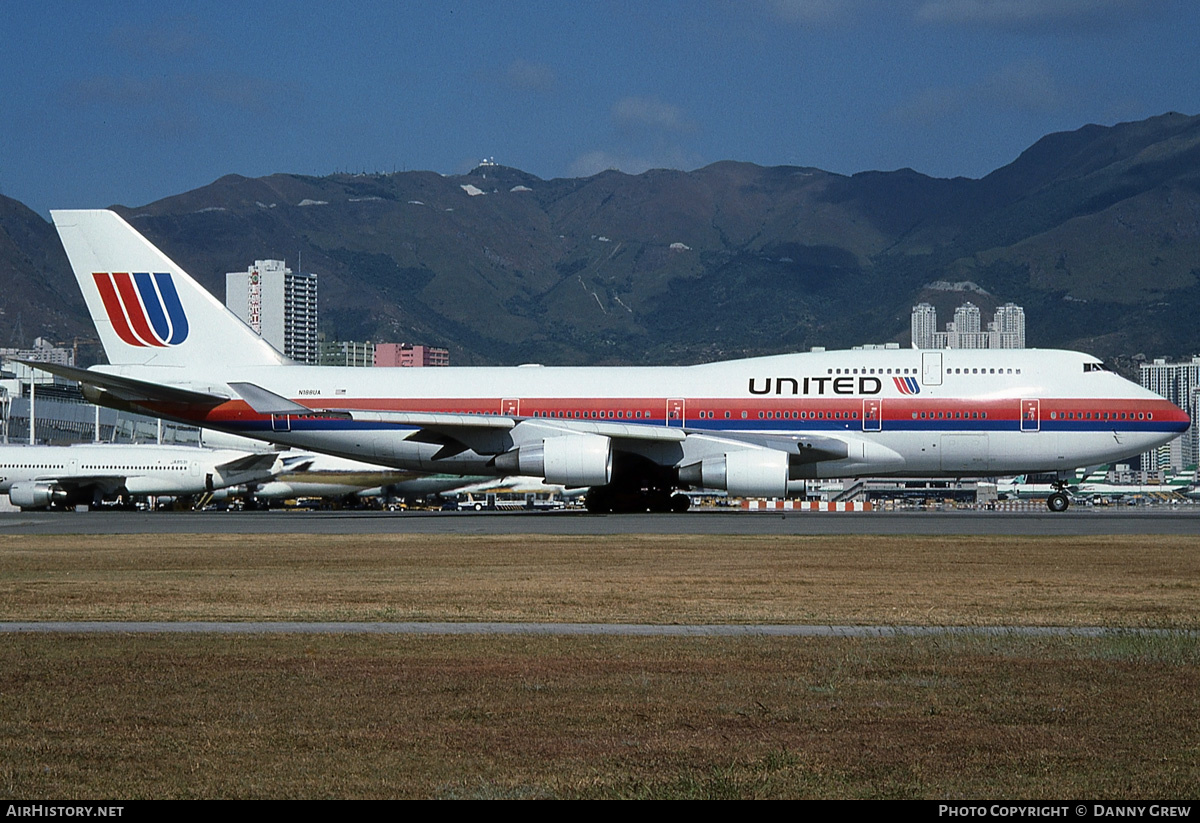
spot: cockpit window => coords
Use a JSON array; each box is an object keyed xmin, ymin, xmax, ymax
[{"xmin": 1083, "ymin": 362, "xmax": 1111, "ymax": 373}]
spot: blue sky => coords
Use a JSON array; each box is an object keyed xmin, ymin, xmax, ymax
[{"xmin": 3, "ymin": 0, "xmax": 1196, "ymax": 217}]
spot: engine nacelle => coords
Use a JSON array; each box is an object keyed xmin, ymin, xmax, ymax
[
  {"xmin": 8, "ymin": 481, "xmax": 70, "ymax": 510},
  {"xmin": 494, "ymin": 434, "xmax": 612, "ymax": 487},
  {"xmin": 678, "ymin": 449, "xmax": 789, "ymax": 498}
]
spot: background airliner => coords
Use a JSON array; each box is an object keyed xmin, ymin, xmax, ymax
[
  {"xmin": 195, "ymin": 430, "xmax": 488, "ymax": 506},
  {"xmin": 36, "ymin": 210, "xmax": 1189, "ymax": 512},
  {"xmin": 0, "ymin": 443, "xmax": 279, "ymax": 510},
  {"xmin": 218, "ymin": 452, "xmax": 487, "ymax": 507}
]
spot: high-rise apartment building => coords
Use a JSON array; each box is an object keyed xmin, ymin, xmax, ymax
[
  {"xmin": 913, "ymin": 301, "xmax": 1026, "ymax": 349},
  {"xmin": 952, "ymin": 302, "xmax": 981, "ymax": 335},
  {"xmin": 911, "ymin": 303, "xmax": 937, "ymax": 349},
  {"xmin": 226, "ymin": 260, "xmax": 319, "ymax": 365},
  {"xmin": 990, "ymin": 303, "xmax": 1026, "ymax": 349},
  {"xmin": 1139, "ymin": 356, "xmax": 1200, "ymax": 470}
]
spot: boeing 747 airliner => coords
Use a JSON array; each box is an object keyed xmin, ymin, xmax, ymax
[{"xmin": 34, "ymin": 210, "xmax": 1188, "ymax": 512}]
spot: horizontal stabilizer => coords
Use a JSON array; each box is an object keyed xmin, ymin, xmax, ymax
[
  {"xmin": 214, "ymin": 451, "xmax": 281, "ymax": 477},
  {"xmin": 16, "ymin": 360, "xmax": 227, "ymax": 407},
  {"xmin": 279, "ymin": 456, "xmax": 317, "ymax": 472}
]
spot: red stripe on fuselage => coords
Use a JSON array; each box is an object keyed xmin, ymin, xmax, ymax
[{"xmin": 193, "ymin": 395, "xmax": 1186, "ymax": 429}]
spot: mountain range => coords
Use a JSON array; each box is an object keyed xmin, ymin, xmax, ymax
[{"xmin": 2, "ymin": 111, "xmax": 1199, "ymax": 368}]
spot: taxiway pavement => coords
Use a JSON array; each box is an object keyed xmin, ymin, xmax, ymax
[{"xmin": 3, "ymin": 507, "xmax": 1199, "ymax": 536}]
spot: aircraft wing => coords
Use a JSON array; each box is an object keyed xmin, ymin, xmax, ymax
[
  {"xmin": 229, "ymin": 382, "xmax": 685, "ymax": 460},
  {"xmin": 226, "ymin": 382, "xmax": 883, "ymax": 471},
  {"xmin": 347, "ymin": 410, "xmax": 686, "ymax": 442}
]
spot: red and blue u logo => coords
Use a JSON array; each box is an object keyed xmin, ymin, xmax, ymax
[{"xmin": 93, "ymin": 272, "xmax": 189, "ymax": 347}]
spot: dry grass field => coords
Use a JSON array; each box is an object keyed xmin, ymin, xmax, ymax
[
  {"xmin": 1, "ymin": 532, "xmax": 1197, "ymax": 798},
  {"xmin": 2, "ymin": 533, "xmax": 1198, "ymax": 625}
]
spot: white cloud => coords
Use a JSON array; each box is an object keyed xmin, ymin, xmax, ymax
[
  {"xmin": 67, "ymin": 71, "xmax": 283, "ymax": 116},
  {"xmin": 888, "ymin": 58, "xmax": 1072, "ymax": 122},
  {"xmin": 914, "ymin": 0, "xmax": 1164, "ymax": 31},
  {"xmin": 67, "ymin": 75, "xmax": 167, "ymax": 107},
  {"xmin": 107, "ymin": 15, "xmax": 207, "ymax": 57},
  {"xmin": 765, "ymin": 0, "xmax": 868, "ymax": 25},
  {"xmin": 983, "ymin": 59, "xmax": 1068, "ymax": 112},
  {"xmin": 503, "ymin": 58, "xmax": 557, "ymax": 93},
  {"xmin": 612, "ymin": 96, "xmax": 696, "ymax": 133}
]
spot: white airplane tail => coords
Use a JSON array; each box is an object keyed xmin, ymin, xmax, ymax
[{"xmin": 51, "ymin": 210, "xmax": 288, "ymax": 368}]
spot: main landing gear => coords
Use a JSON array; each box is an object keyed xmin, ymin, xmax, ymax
[
  {"xmin": 584, "ymin": 455, "xmax": 691, "ymax": 513},
  {"xmin": 584, "ymin": 485, "xmax": 691, "ymax": 514}
]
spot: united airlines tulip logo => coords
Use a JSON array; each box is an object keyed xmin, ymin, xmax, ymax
[
  {"xmin": 893, "ymin": 376, "xmax": 920, "ymax": 395},
  {"xmin": 93, "ymin": 272, "xmax": 189, "ymax": 347}
]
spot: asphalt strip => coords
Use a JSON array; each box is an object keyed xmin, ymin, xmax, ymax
[{"xmin": 0, "ymin": 622, "xmax": 1194, "ymax": 637}]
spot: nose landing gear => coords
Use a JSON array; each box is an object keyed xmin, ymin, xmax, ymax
[{"xmin": 1047, "ymin": 478, "xmax": 1071, "ymax": 513}]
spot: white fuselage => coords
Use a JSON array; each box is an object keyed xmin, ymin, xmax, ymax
[
  {"xmin": 99, "ymin": 347, "xmax": 1188, "ymax": 484},
  {"xmin": 0, "ymin": 443, "xmax": 274, "ymax": 507},
  {"xmin": 246, "ymin": 453, "xmax": 483, "ymax": 500},
  {"xmin": 48, "ymin": 209, "xmax": 1189, "ymax": 498}
]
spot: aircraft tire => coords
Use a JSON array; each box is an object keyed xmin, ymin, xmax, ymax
[
  {"xmin": 648, "ymin": 491, "xmax": 673, "ymax": 513},
  {"xmin": 585, "ymin": 488, "xmax": 610, "ymax": 514},
  {"xmin": 1047, "ymin": 492, "xmax": 1070, "ymax": 513},
  {"xmin": 670, "ymin": 493, "xmax": 691, "ymax": 513}
]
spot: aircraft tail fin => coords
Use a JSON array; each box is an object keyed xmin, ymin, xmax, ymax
[{"xmin": 50, "ymin": 209, "xmax": 288, "ymax": 368}]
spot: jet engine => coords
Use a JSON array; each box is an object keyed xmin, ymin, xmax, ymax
[
  {"xmin": 677, "ymin": 449, "xmax": 789, "ymax": 498},
  {"xmin": 8, "ymin": 481, "xmax": 71, "ymax": 510},
  {"xmin": 493, "ymin": 434, "xmax": 613, "ymax": 487}
]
